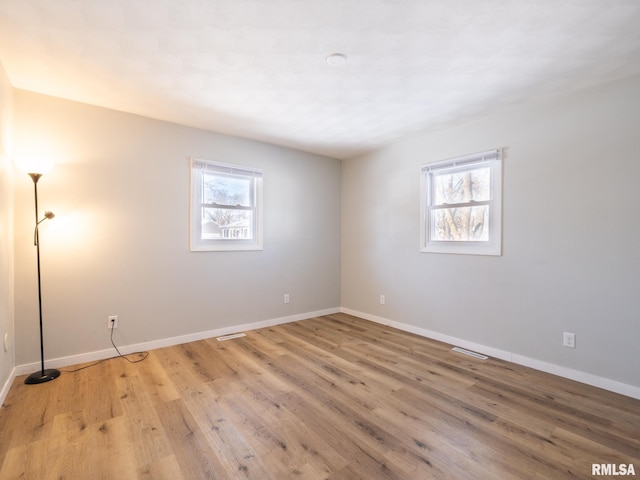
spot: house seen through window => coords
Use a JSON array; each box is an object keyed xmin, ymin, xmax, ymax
[{"xmin": 190, "ymin": 158, "xmax": 263, "ymax": 251}]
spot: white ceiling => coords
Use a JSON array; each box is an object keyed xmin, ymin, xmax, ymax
[{"xmin": 1, "ymin": 0, "xmax": 640, "ymax": 160}]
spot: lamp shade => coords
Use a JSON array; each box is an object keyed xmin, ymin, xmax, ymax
[{"xmin": 15, "ymin": 156, "xmax": 55, "ymax": 175}]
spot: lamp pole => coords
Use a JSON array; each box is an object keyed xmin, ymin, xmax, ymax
[{"xmin": 24, "ymin": 172, "xmax": 60, "ymax": 385}]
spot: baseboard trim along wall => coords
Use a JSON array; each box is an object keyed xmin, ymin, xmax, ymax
[
  {"xmin": 0, "ymin": 367, "xmax": 17, "ymax": 407},
  {"xmin": 7, "ymin": 308, "xmax": 341, "ymax": 396},
  {"xmin": 340, "ymin": 308, "xmax": 640, "ymax": 401},
  {"xmin": 4, "ymin": 306, "xmax": 638, "ymax": 405}
]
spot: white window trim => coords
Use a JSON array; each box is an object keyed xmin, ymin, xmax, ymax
[
  {"xmin": 420, "ymin": 149, "xmax": 502, "ymax": 256},
  {"xmin": 190, "ymin": 157, "xmax": 263, "ymax": 252}
]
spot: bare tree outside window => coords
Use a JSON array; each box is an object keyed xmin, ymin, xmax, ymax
[
  {"xmin": 420, "ymin": 149, "xmax": 502, "ymax": 256},
  {"xmin": 190, "ymin": 158, "xmax": 263, "ymax": 251},
  {"xmin": 432, "ymin": 167, "xmax": 490, "ymax": 241}
]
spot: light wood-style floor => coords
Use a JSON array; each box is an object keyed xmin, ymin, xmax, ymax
[{"xmin": 1, "ymin": 313, "xmax": 638, "ymax": 479}]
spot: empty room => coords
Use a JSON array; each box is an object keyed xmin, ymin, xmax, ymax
[{"xmin": 1, "ymin": 1, "xmax": 639, "ymax": 479}]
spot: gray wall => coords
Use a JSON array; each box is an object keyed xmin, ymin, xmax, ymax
[
  {"xmin": 7, "ymin": 71, "xmax": 640, "ymax": 394},
  {"xmin": 0, "ymin": 63, "xmax": 14, "ymax": 395},
  {"xmin": 342, "ymin": 74, "xmax": 640, "ymax": 389},
  {"xmin": 12, "ymin": 90, "xmax": 341, "ymax": 365}
]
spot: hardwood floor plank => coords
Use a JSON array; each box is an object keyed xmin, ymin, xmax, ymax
[
  {"xmin": 1, "ymin": 441, "xmax": 49, "ymax": 479},
  {"xmin": 131, "ymin": 351, "xmax": 182, "ymax": 404},
  {"xmin": 137, "ymin": 454, "xmax": 187, "ymax": 480},
  {"xmin": 151, "ymin": 342, "xmax": 216, "ymax": 396},
  {"xmin": 154, "ymin": 398, "xmax": 227, "ymax": 480},
  {"xmin": 84, "ymin": 415, "xmax": 140, "ymax": 479},
  {"xmin": 215, "ymin": 378, "xmax": 348, "ymax": 477},
  {"xmin": 0, "ymin": 375, "xmax": 60, "ymax": 452},
  {"xmin": 182, "ymin": 381, "xmax": 278, "ymax": 480},
  {"xmin": 2, "ymin": 415, "xmax": 140, "ymax": 480},
  {"xmin": 1, "ymin": 313, "xmax": 639, "ymax": 479},
  {"xmin": 275, "ymin": 390, "xmax": 409, "ymax": 480},
  {"xmin": 115, "ymin": 373, "xmax": 173, "ymax": 468},
  {"xmin": 467, "ymin": 379, "xmax": 640, "ymax": 459}
]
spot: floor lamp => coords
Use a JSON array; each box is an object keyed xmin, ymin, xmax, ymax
[{"xmin": 18, "ymin": 158, "xmax": 61, "ymax": 385}]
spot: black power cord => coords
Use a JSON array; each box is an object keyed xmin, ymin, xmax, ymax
[{"xmin": 60, "ymin": 320, "xmax": 149, "ymax": 374}]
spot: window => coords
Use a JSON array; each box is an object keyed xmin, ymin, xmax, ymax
[
  {"xmin": 420, "ymin": 149, "xmax": 502, "ymax": 255},
  {"xmin": 190, "ymin": 158, "xmax": 263, "ymax": 251}
]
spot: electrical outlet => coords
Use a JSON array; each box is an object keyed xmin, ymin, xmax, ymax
[
  {"xmin": 380, "ymin": 294, "xmax": 385, "ymax": 305},
  {"xmin": 283, "ymin": 294, "xmax": 290, "ymax": 304},
  {"xmin": 563, "ymin": 332, "xmax": 575, "ymax": 348},
  {"xmin": 108, "ymin": 315, "xmax": 119, "ymax": 329}
]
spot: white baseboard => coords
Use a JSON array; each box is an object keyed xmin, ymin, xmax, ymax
[
  {"xmin": 13, "ymin": 307, "xmax": 340, "ymax": 378},
  {"xmin": 340, "ymin": 308, "xmax": 640, "ymax": 400},
  {"xmin": 7, "ymin": 306, "xmax": 639, "ymax": 403},
  {"xmin": 0, "ymin": 367, "xmax": 17, "ymax": 407}
]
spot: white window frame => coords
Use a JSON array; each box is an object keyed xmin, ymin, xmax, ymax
[
  {"xmin": 190, "ymin": 158, "xmax": 263, "ymax": 252},
  {"xmin": 420, "ymin": 149, "xmax": 502, "ymax": 256}
]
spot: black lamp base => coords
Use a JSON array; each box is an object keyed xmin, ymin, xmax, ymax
[{"xmin": 24, "ymin": 368, "xmax": 60, "ymax": 385}]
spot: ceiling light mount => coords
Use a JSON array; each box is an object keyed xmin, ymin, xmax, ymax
[{"xmin": 326, "ymin": 53, "xmax": 348, "ymax": 67}]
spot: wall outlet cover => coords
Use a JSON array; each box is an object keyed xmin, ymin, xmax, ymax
[
  {"xmin": 108, "ymin": 315, "xmax": 119, "ymax": 329},
  {"xmin": 563, "ymin": 332, "xmax": 576, "ymax": 348}
]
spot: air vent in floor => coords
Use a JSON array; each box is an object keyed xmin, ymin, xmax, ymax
[
  {"xmin": 452, "ymin": 347, "xmax": 488, "ymax": 360},
  {"xmin": 216, "ymin": 333, "xmax": 247, "ymax": 342}
]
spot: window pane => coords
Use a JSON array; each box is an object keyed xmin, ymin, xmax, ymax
[
  {"xmin": 201, "ymin": 208, "xmax": 254, "ymax": 240},
  {"xmin": 433, "ymin": 167, "xmax": 490, "ymax": 205},
  {"xmin": 203, "ymin": 172, "xmax": 253, "ymax": 207},
  {"xmin": 432, "ymin": 205, "xmax": 489, "ymax": 241}
]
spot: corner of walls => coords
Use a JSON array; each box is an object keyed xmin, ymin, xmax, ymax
[
  {"xmin": 340, "ymin": 74, "xmax": 640, "ymax": 396},
  {"xmin": 11, "ymin": 90, "xmax": 342, "ymax": 367},
  {"xmin": 0, "ymin": 60, "xmax": 16, "ymax": 406},
  {"xmin": 341, "ymin": 308, "xmax": 640, "ymax": 400}
]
